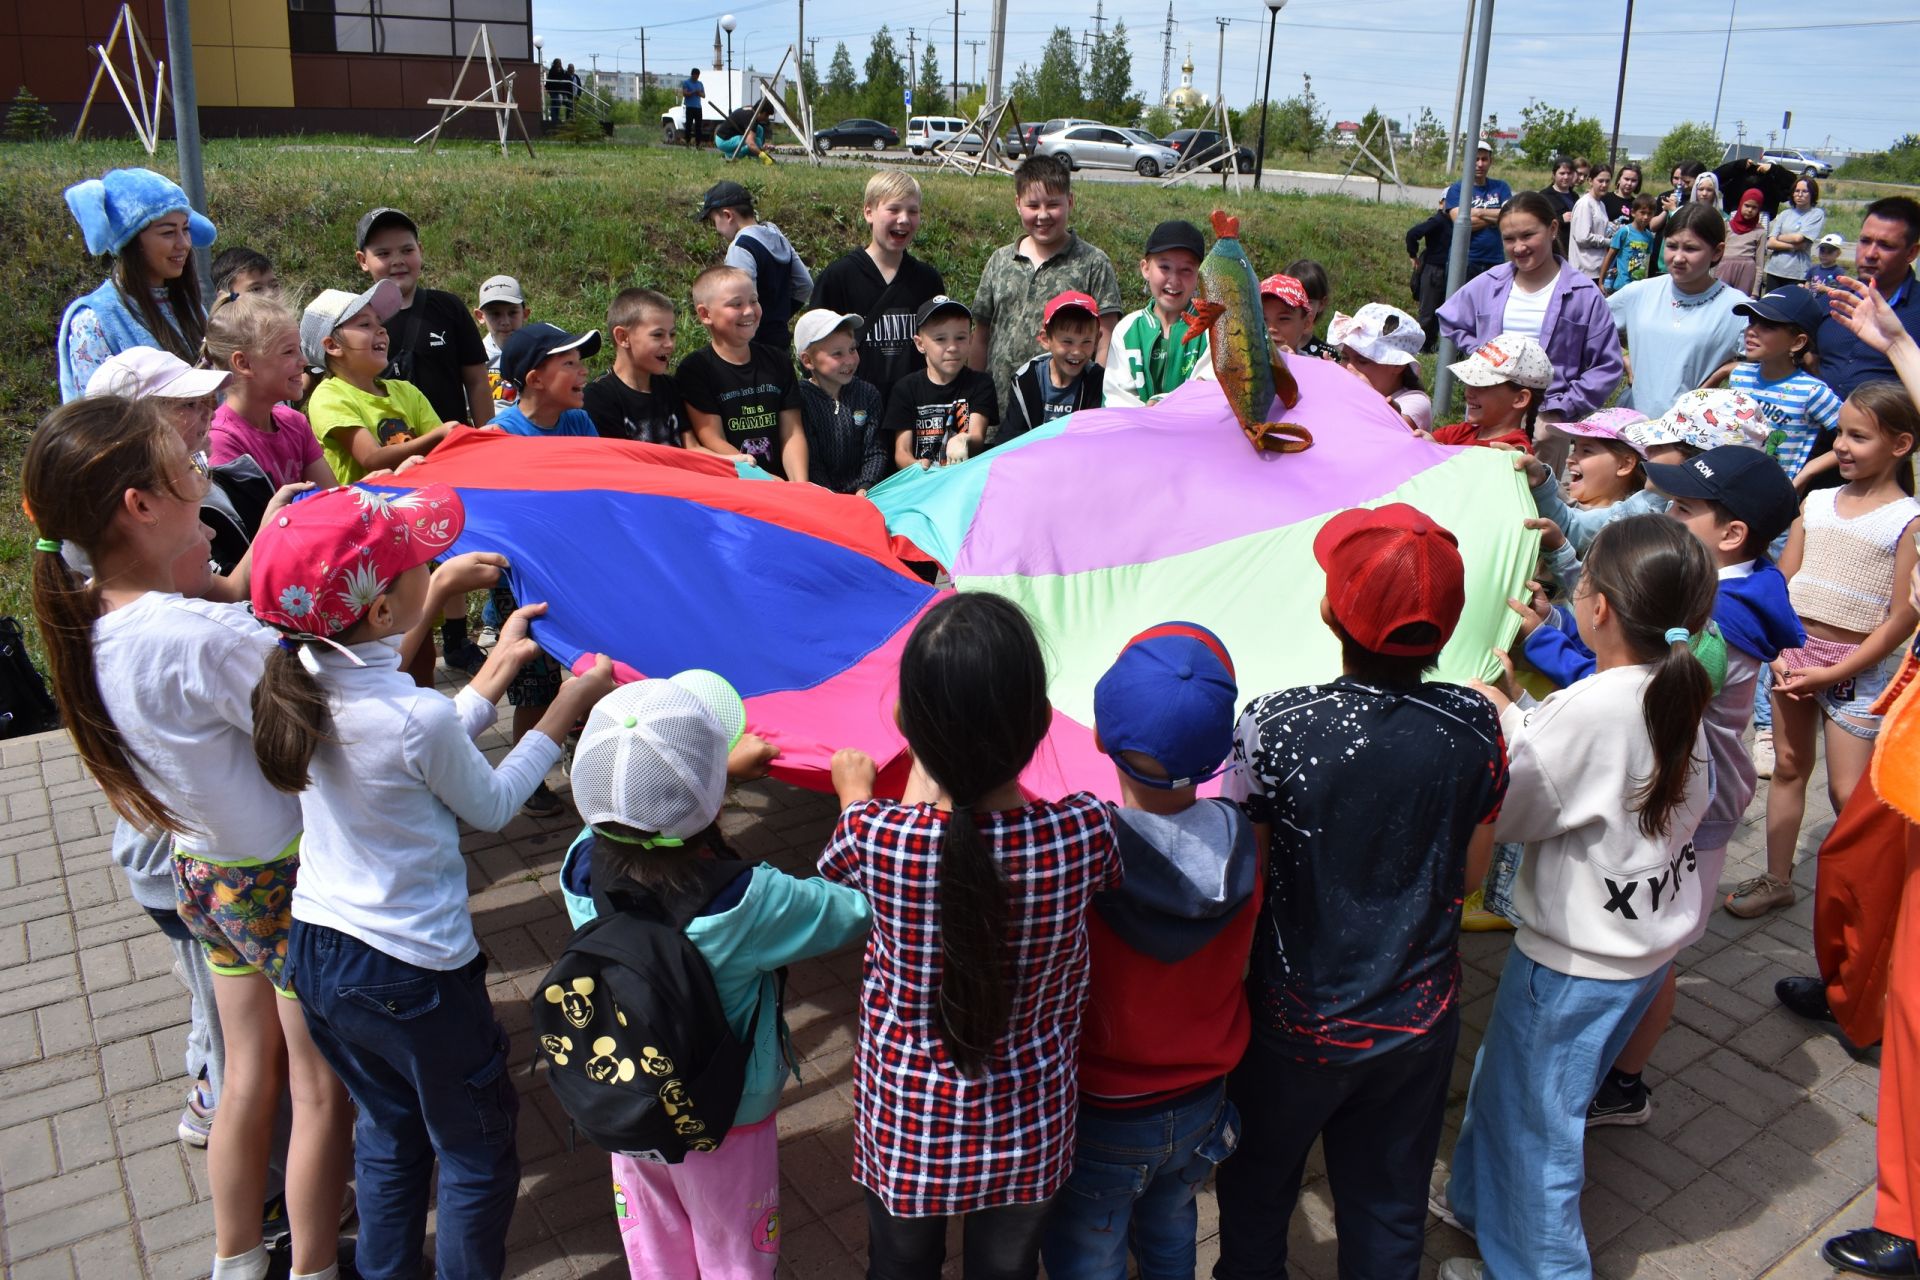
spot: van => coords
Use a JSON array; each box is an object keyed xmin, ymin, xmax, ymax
[{"xmin": 907, "ymin": 116, "xmax": 973, "ymax": 155}]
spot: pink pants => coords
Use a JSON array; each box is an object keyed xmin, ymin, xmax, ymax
[{"xmin": 610, "ymin": 1113, "xmax": 781, "ymax": 1278}]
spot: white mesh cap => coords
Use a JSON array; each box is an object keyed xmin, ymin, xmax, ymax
[{"xmin": 571, "ymin": 671, "xmax": 747, "ymax": 841}]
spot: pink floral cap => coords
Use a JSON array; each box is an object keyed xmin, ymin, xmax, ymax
[
  {"xmin": 1556, "ymin": 406, "xmax": 1651, "ymax": 456},
  {"xmin": 250, "ymin": 485, "xmax": 464, "ymax": 638}
]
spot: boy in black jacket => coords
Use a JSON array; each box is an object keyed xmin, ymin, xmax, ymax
[
  {"xmin": 1405, "ymin": 198, "xmax": 1453, "ymax": 353},
  {"xmin": 998, "ymin": 290, "xmax": 1105, "ymax": 446}
]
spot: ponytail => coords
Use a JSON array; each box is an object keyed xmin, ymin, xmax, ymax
[
  {"xmin": 896, "ymin": 593, "xmax": 1052, "ymax": 1077},
  {"xmin": 1582, "ymin": 516, "xmax": 1718, "ymax": 838},
  {"xmin": 251, "ymin": 642, "xmax": 332, "ymax": 793},
  {"xmin": 24, "ymin": 397, "xmax": 198, "ymax": 832}
]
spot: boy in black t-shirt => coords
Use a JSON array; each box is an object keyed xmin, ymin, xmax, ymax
[
  {"xmin": 583, "ymin": 288, "xmax": 690, "ymax": 446},
  {"xmin": 353, "ymin": 207, "xmax": 492, "ymax": 426},
  {"xmin": 811, "ymin": 170, "xmax": 947, "ymax": 408},
  {"xmin": 678, "ymin": 266, "xmax": 808, "ymax": 481},
  {"xmin": 999, "ymin": 290, "xmax": 1105, "ymax": 445},
  {"xmin": 883, "ymin": 295, "xmax": 998, "ymax": 470}
]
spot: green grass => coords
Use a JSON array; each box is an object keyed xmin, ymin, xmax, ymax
[{"xmin": 0, "ymin": 135, "xmax": 1426, "ymax": 669}]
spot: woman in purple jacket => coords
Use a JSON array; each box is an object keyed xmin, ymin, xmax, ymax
[{"xmin": 1439, "ymin": 189, "xmax": 1624, "ymax": 474}]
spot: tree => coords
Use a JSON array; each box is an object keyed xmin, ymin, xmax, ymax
[
  {"xmin": 819, "ymin": 41, "xmax": 858, "ymax": 120},
  {"xmin": 1517, "ymin": 99, "xmax": 1606, "ymax": 167},
  {"xmin": 1650, "ymin": 121, "xmax": 1722, "ymax": 179},
  {"xmin": 3, "ymin": 86, "xmax": 54, "ymax": 141},
  {"xmin": 1412, "ymin": 105, "xmax": 1445, "ymax": 161},
  {"xmin": 1085, "ymin": 20, "xmax": 1142, "ymax": 124},
  {"xmin": 1010, "ymin": 27, "xmax": 1083, "ymax": 123},
  {"xmin": 860, "ymin": 27, "xmax": 908, "ymax": 125},
  {"xmin": 1141, "ymin": 104, "xmax": 1176, "ymax": 138},
  {"xmin": 1251, "ymin": 76, "xmax": 1325, "ymax": 156},
  {"xmin": 916, "ymin": 45, "xmax": 948, "ymax": 116}
]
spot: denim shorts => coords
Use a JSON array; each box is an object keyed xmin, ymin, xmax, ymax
[{"xmin": 1782, "ymin": 637, "xmax": 1901, "ymax": 739}]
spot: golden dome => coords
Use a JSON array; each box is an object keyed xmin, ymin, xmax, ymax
[{"xmin": 1166, "ymin": 47, "xmax": 1206, "ymax": 108}]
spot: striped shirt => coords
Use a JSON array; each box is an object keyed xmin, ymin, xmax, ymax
[
  {"xmin": 819, "ymin": 794, "xmax": 1122, "ymax": 1215},
  {"xmin": 1729, "ymin": 362, "xmax": 1843, "ymax": 479}
]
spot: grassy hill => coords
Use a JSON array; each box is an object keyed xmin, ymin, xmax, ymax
[{"xmin": 0, "ymin": 136, "xmax": 1430, "ymax": 661}]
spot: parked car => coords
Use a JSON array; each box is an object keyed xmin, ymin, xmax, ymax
[
  {"xmin": 1760, "ymin": 148, "xmax": 1832, "ymax": 178},
  {"xmin": 813, "ymin": 118, "xmax": 899, "ymax": 152},
  {"xmin": 1033, "ymin": 123, "xmax": 1181, "ymax": 177},
  {"xmin": 907, "ymin": 115, "xmax": 976, "ymax": 155},
  {"xmin": 1162, "ymin": 128, "xmax": 1255, "ymax": 174},
  {"xmin": 1002, "ymin": 123, "xmax": 1045, "ymax": 157}
]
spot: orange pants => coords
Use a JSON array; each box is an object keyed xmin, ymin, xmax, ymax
[
  {"xmin": 1874, "ymin": 816, "xmax": 1920, "ymax": 1240},
  {"xmin": 1817, "ymin": 764, "xmax": 1909, "ymax": 1047}
]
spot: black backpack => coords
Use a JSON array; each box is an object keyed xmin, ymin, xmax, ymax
[
  {"xmin": 203, "ymin": 455, "xmax": 276, "ymax": 576},
  {"xmin": 0, "ymin": 617, "xmax": 58, "ymax": 740},
  {"xmin": 534, "ymin": 859, "xmax": 763, "ymax": 1164}
]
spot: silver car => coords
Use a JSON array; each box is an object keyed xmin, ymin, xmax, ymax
[{"xmin": 1034, "ymin": 123, "xmax": 1181, "ymax": 177}]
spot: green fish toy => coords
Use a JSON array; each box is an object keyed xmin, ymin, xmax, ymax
[{"xmin": 1181, "ymin": 210, "xmax": 1312, "ymax": 455}]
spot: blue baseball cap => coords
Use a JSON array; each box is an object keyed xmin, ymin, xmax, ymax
[
  {"xmin": 1093, "ymin": 622, "xmax": 1239, "ymax": 789},
  {"xmin": 1733, "ymin": 287, "xmax": 1826, "ymax": 334}
]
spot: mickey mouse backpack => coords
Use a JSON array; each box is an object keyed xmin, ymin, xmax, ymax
[{"xmin": 533, "ymin": 860, "xmax": 761, "ymax": 1164}]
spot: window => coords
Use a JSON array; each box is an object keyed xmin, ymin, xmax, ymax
[
  {"xmin": 1066, "ymin": 128, "xmax": 1099, "ymax": 141},
  {"xmin": 289, "ymin": 0, "xmax": 533, "ymax": 61}
]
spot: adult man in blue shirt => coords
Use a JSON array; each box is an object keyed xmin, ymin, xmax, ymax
[
  {"xmin": 1444, "ymin": 140, "xmax": 1513, "ymax": 282},
  {"xmin": 1818, "ymin": 197, "xmax": 1920, "ymax": 397},
  {"xmin": 680, "ymin": 68, "xmax": 707, "ymax": 148}
]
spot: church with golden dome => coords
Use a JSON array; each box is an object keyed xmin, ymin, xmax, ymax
[{"xmin": 1165, "ymin": 47, "xmax": 1207, "ymax": 110}]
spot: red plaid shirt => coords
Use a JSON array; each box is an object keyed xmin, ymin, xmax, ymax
[{"xmin": 819, "ymin": 795, "xmax": 1122, "ymax": 1216}]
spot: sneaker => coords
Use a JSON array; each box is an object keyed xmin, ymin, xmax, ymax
[
  {"xmin": 176, "ymin": 1081, "xmax": 214, "ymax": 1147},
  {"xmin": 476, "ymin": 625, "xmax": 499, "ymax": 650},
  {"xmin": 1429, "ymin": 1182, "xmax": 1471, "ymax": 1234},
  {"xmin": 1725, "ymin": 873, "xmax": 1795, "ymax": 918},
  {"xmin": 522, "ymin": 782, "xmax": 564, "ymax": 818},
  {"xmin": 1587, "ymin": 1074, "xmax": 1653, "ymax": 1127},
  {"xmin": 1438, "ymin": 1261, "xmax": 1486, "ymax": 1280},
  {"xmin": 1460, "ymin": 887, "xmax": 1516, "ymax": 933},
  {"xmin": 1776, "ymin": 975, "xmax": 1838, "ymax": 1024},
  {"xmin": 263, "ymin": 1187, "xmax": 359, "ymax": 1251},
  {"xmin": 1752, "ymin": 729, "xmax": 1775, "ymax": 779},
  {"xmin": 441, "ymin": 641, "xmax": 488, "ymax": 676}
]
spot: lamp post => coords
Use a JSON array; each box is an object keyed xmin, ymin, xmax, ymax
[
  {"xmin": 532, "ymin": 34, "xmax": 545, "ymax": 124},
  {"xmin": 721, "ymin": 14, "xmax": 737, "ymax": 117},
  {"xmin": 1252, "ymin": 0, "xmax": 1288, "ymax": 191}
]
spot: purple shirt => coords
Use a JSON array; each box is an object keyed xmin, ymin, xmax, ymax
[
  {"xmin": 1438, "ymin": 260, "xmax": 1625, "ymax": 418},
  {"xmin": 208, "ymin": 402, "xmax": 325, "ymax": 489}
]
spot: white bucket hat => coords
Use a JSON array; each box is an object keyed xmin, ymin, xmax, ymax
[{"xmin": 1327, "ymin": 304, "xmax": 1424, "ymax": 367}]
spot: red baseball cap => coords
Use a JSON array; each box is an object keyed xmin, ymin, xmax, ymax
[
  {"xmin": 1042, "ymin": 290, "xmax": 1099, "ymax": 327},
  {"xmin": 251, "ymin": 485, "xmax": 465, "ymax": 638},
  {"xmin": 1259, "ymin": 274, "xmax": 1310, "ymax": 310},
  {"xmin": 1312, "ymin": 504, "xmax": 1465, "ymax": 656}
]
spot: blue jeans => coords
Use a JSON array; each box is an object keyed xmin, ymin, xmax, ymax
[
  {"xmin": 1449, "ymin": 952, "xmax": 1669, "ymax": 1280},
  {"xmin": 287, "ymin": 921, "xmax": 520, "ymax": 1280},
  {"xmin": 1041, "ymin": 1080, "xmax": 1239, "ymax": 1280}
]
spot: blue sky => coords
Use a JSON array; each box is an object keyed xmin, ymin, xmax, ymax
[{"xmin": 532, "ymin": 0, "xmax": 1915, "ymax": 153}]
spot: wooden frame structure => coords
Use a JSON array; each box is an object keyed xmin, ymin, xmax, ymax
[
  {"xmin": 413, "ymin": 24, "xmax": 535, "ymax": 158},
  {"xmin": 73, "ymin": 3, "xmax": 168, "ymax": 153}
]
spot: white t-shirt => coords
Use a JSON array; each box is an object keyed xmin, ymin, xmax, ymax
[
  {"xmin": 91, "ymin": 593, "xmax": 301, "ymax": 863},
  {"xmin": 1497, "ymin": 664, "xmax": 1711, "ymax": 980},
  {"xmin": 1606, "ymin": 275, "xmax": 1748, "ymax": 417},
  {"xmin": 292, "ymin": 639, "xmax": 561, "ymax": 970},
  {"xmin": 1501, "ymin": 280, "xmax": 1553, "ymax": 341}
]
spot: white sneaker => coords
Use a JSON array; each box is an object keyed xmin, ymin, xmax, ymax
[
  {"xmin": 1438, "ymin": 1260, "xmax": 1486, "ymax": 1280},
  {"xmin": 1752, "ymin": 729, "xmax": 1775, "ymax": 779},
  {"xmin": 1429, "ymin": 1182, "xmax": 1472, "ymax": 1234}
]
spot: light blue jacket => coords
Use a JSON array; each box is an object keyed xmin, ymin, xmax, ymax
[
  {"xmin": 560, "ymin": 836, "xmax": 871, "ymax": 1127},
  {"xmin": 1532, "ymin": 472, "xmax": 1668, "ymax": 556},
  {"xmin": 57, "ymin": 278, "xmax": 164, "ymax": 402}
]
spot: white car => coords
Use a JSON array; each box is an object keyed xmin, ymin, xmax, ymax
[
  {"xmin": 1033, "ymin": 124, "xmax": 1181, "ymax": 177},
  {"xmin": 907, "ymin": 115, "xmax": 983, "ymax": 155},
  {"xmin": 1761, "ymin": 148, "xmax": 1832, "ymax": 179}
]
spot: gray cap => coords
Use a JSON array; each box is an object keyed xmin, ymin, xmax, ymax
[{"xmin": 300, "ymin": 279, "xmax": 403, "ymax": 368}]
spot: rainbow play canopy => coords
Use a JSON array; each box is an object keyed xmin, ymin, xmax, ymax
[{"xmin": 381, "ymin": 360, "xmax": 1536, "ymax": 800}]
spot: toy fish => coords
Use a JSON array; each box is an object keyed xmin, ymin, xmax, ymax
[{"xmin": 1182, "ymin": 210, "xmax": 1311, "ymax": 455}]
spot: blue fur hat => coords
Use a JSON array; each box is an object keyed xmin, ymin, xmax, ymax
[{"xmin": 63, "ymin": 168, "xmax": 216, "ymax": 258}]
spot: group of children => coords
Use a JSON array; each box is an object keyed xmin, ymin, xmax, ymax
[{"xmin": 33, "ymin": 160, "xmax": 1920, "ymax": 1280}]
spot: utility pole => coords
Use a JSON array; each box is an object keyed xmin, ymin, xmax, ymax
[
  {"xmin": 1606, "ymin": 0, "xmax": 1633, "ymax": 167},
  {"xmin": 1213, "ymin": 17, "xmax": 1229, "ymax": 109},
  {"xmin": 1433, "ymin": 0, "xmax": 1496, "ymax": 414},
  {"xmin": 1446, "ymin": 0, "xmax": 1474, "ymax": 172},
  {"xmin": 985, "ymin": 0, "xmax": 1007, "ymax": 111},
  {"xmin": 967, "ymin": 38, "xmax": 983, "ymax": 91},
  {"xmin": 637, "ymin": 30, "xmax": 647, "ymax": 102},
  {"xmin": 949, "ymin": 2, "xmax": 963, "ymax": 109},
  {"xmin": 807, "ymin": 36, "xmax": 820, "ymax": 66},
  {"xmin": 161, "ymin": 0, "xmax": 210, "ymax": 302},
  {"xmin": 906, "ymin": 27, "xmax": 916, "ymax": 113},
  {"xmin": 1159, "ymin": 3, "xmax": 1176, "ymax": 105},
  {"xmin": 798, "ymin": 0, "xmax": 805, "ymax": 94},
  {"xmin": 1710, "ymin": 0, "xmax": 1737, "ymax": 143}
]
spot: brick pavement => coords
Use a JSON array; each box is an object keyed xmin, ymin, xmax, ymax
[{"xmin": 0, "ymin": 706, "xmax": 1881, "ymax": 1279}]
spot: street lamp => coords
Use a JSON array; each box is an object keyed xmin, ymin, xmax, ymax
[
  {"xmin": 1253, "ymin": 0, "xmax": 1288, "ymax": 191},
  {"xmin": 720, "ymin": 14, "xmax": 737, "ymax": 117}
]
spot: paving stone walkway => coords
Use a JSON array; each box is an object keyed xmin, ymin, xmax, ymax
[{"xmin": 0, "ymin": 705, "xmax": 1880, "ymax": 1278}]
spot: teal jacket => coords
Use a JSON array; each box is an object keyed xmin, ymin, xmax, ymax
[{"xmin": 560, "ymin": 834, "xmax": 871, "ymax": 1127}]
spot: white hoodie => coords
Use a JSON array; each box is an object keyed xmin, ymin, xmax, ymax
[{"xmin": 1498, "ymin": 664, "xmax": 1711, "ymax": 981}]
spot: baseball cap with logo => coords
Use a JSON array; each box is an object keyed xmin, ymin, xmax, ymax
[
  {"xmin": 793, "ymin": 310, "xmax": 862, "ymax": 353},
  {"xmin": 1645, "ymin": 445, "xmax": 1800, "ymax": 551},
  {"xmin": 355, "ymin": 207, "xmax": 418, "ymax": 249},
  {"xmin": 85, "ymin": 347, "xmax": 232, "ymax": 401},
  {"xmin": 251, "ymin": 485, "xmax": 465, "ymax": 639},
  {"xmin": 1258, "ymin": 274, "xmax": 1310, "ymax": 310},
  {"xmin": 1314, "ymin": 504, "xmax": 1466, "ymax": 657},
  {"xmin": 915, "ymin": 295, "xmax": 972, "ymax": 331},
  {"xmin": 1448, "ymin": 333, "xmax": 1553, "ymax": 390},
  {"xmin": 1734, "ymin": 287, "xmax": 1827, "ymax": 334},
  {"xmin": 1042, "ymin": 290, "xmax": 1099, "ymax": 328},
  {"xmin": 500, "ymin": 323, "xmax": 602, "ymax": 388},
  {"xmin": 477, "ymin": 275, "xmax": 525, "ymax": 307},
  {"xmin": 571, "ymin": 671, "xmax": 748, "ymax": 843},
  {"xmin": 1093, "ymin": 623, "xmax": 1239, "ymax": 790},
  {"xmin": 300, "ymin": 279, "xmax": 404, "ymax": 368}
]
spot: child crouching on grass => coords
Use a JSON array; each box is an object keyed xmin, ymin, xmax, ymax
[{"xmin": 555, "ymin": 673, "xmax": 869, "ymax": 1278}]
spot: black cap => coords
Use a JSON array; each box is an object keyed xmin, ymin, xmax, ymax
[
  {"xmin": 1646, "ymin": 446, "xmax": 1800, "ymax": 551},
  {"xmin": 355, "ymin": 207, "xmax": 417, "ymax": 249},
  {"xmin": 694, "ymin": 180, "xmax": 755, "ymax": 221},
  {"xmin": 500, "ymin": 323, "xmax": 602, "ymax": 388},
  {"xmin": 1144, "ymin": 219, "xmax": 1205, "ymax": 259},
  {"xmin": 1733, "ymin": 286, "xmax": 1827, "ymax": 334},
  {"xmin": 914, "ymin": 295, "xmax": 972, "ymax": 331}
]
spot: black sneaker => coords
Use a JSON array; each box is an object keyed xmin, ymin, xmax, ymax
[
  {"xmin": 441, "ymin": 641, "xmax": 488, "ymax": 676},
  {"xmin": 1776, "ymin": 975, "xmax": 1838, "ymax": 1024},
  {"xmin": 1586, "ymin": 1074, "xmax": 1653, "ymax": 1127},
  {"xmin": 522, "ymin": 782, "xmax": 564, "ymax": 818}
]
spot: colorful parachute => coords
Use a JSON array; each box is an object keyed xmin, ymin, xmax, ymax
[{"xmin": 382, "ymin": 358, "xmax": 1537, "ymax": 800}]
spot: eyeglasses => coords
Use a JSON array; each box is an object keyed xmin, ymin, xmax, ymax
[{"xmin": 188, "ymin": 450, "xmax": 210, "ymax": 480}]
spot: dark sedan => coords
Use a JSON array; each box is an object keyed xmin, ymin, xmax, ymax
[
  {"xmin": 1163, "ymin": 128, "xmax": 1255, "ymax": 174},
  {"xmin": 813, "ymin": 119, "xmax": 899, "ymax": 152}
]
